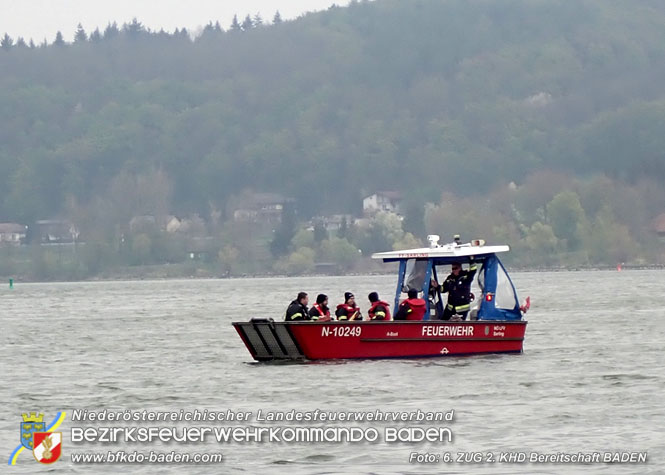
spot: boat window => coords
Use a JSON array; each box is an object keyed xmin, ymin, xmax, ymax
[
  {"xmin": 495, "ymin": 263, "xmax": 518, "ymax": 309},
  {"xmin": 468, "ymin": 264, "xmax": 484, "ymax": 318}
]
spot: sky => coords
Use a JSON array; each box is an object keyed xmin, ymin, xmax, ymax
[{"xmin": 0, "ymin": 0, "xmax": 351, "ymax": 42}]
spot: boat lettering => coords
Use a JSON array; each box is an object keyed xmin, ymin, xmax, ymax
[
  {"xmin": 386, "ymin": 332, "xmax": 398, "ymax": 337},
  {"xmin": 493, "ymin": 325, "xmax": 505, "ymax": 337},
  {"xmin": 397, "ymin": 252, "xmax": 428, "ymax": 258},
  {"xmin": 321, "ymin": 326, "xmax": 362, "ymax": 337},
  {"xmin": 422, "ymin": 325, "xmax": 474, "ymax": 337}
]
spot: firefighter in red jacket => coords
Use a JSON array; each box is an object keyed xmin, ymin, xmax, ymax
[
  {"xmin": 394, "ymin": 288, "xmax": 427, "ymax": 320},
  {"xmin": 309, "ymin": 294, "xmax": 332, "ymax": 322},
  {"xmin": 367, "ymin": 292, "xmax": 391, "ymax": 321},
  {"xmin": 335, "ymin": 292, "xmax": 362, "ymax": 321}
]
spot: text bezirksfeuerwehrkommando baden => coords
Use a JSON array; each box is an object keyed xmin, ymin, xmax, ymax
[{"xmin": 71, "ymin": 409, "xmax": 451, "ymax": 423}]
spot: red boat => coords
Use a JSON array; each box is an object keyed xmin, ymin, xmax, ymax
[{"xmin": 233, "ymin": 236, "xmax": 529, "ymax": 361}]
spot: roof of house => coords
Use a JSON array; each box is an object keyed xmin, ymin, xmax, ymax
[
  {"xmin": 366, "ymin": 191, "xmax": 403, "ymax": 201},
  {"xmin": 0, "ymin": 223, "xmax": 27, "ymax": 233},
  {"xmin": 249, "ymin": 193, "xmax": 293, "ymax": 205}
]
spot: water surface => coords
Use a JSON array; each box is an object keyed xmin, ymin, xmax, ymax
[{"xmin": 1, "ymin": 271, "xmax": 663, "ymax": 473}]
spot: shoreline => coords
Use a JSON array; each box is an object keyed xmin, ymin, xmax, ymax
[{"xmin": 1, "ymin": 264, "xmax": 663, "ymax": 284}]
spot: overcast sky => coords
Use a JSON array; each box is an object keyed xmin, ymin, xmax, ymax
[{"xmin": 0, "ymin": 0, "xmax": 351, "ymax": 42}]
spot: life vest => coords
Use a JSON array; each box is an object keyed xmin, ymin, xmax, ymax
[
  {"xmin": 368, "ymin": 300, "xmax": 391, "ymax": 320},
  {"xmin": 401, "ymin": 298, "xmax": 426, "ymax": 321},
  {"xmin": 335, "ymin": 303, "xmax": 361, "ymax": 320},
  {"xmin": 310, "ymin": 303, "xmax": 331, "ymax": 321}
]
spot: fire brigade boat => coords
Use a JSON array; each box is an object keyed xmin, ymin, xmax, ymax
[{"xmin": 233, "ymin": 236, "xmax": 528, "ymax": 361}]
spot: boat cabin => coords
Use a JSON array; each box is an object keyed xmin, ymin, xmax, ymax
[{"xmin": 372, "ymin": 235, "xmax": 523, "ymax": 321}]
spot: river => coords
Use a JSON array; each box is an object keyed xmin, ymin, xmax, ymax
[{"xmin": 1, "ymin": 271, "xmax": 663, "ymax": 473}]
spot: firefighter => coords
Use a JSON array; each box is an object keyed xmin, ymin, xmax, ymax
[
  {"xmin": 438, "ymin": 260, "xmax": 477, "ymax": 320},
  {"xmin": 394, "ymin": 288, "xmax": 427, "ymax": 320},
  {"xmin": 309, "ymin": 294, "xmax": 332, "ymax": 322},
  {"xmin": 285, "ymin": 292, "xmax": 310, "ymax": 321},
  {"xmin": 335, "ymin": 292, "xmax": 362, "ymax": 321},
  {"xmin": 367, "ymin": 292, "xmax": 391, "ymax": 321}
]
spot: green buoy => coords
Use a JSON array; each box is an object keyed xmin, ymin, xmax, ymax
[{"xmin": 9, "ymin": 278, "xmax": 13, "ymax": 289}]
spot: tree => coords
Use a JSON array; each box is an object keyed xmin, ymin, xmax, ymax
[
  {"xmin": 242, "ymin": 15, "xmax": 254, "ymax": 31},
  {"xmin": 588, "ymin": 207, "xmax": 635, "ymax": 264},
  {"xmin": 525, "ymin": 222, "xmax": 559, "ymax": 258},
  {"xmin": 270, "ymin": 205, "xmax": 297, "ymax": 257},
  {"xmin": 321, "ymin": 237, "xmax": 359, "ymax": 270},
  {"xmin": 393, "ymin": 232, "xmax": 422, "ymax": 250},
  {"xmin": 274, "ymin": 247, "xmax": 315, "ymax": 275},
  {"xmin": 230, "ymin": 15, "xmax": 242, "ymax": 32},
  {"xmin": 337, "ymin": 217, "xmax": 349, "ymax": 239},
  {"xmin": 74, "ymin": 23, "xmax": 87, "ymax": 43},
  {"xmin": 179, "ymin": 28, "xmax": 190, "ymax": 40},
  {"xmin": 253, "ymin": 13, "xmax": 264, "ymax": 27},
  {"xmin": 218, "ymin": 245, "xmax": 239, "ymax": 276},
  {"xmin": 546, "ymin": 191, "xmax": 589, "ymax": 250},
  {"xmin": 131, "ymin": 233, "xmax": 152, "ymax": 265},
  {"xmin": 124, "ymin": 18, "xmax": 145, "ymax": 38},
  {"xmin": 372, "ymin": 212, "xmax": 405, "ymax": 249},
  {"xmin": 1, "ymin": 33, "xmax": 13, "ymax": 50},
  {"xmin": 103, "ymin": 22, "xmax": 119, "ymax": 39},
  {"xmin": 53, "ymin": 31, "xmax": 65, "ymax": 46},
  {"xmin": 402, "ymin": 199, "xmax": 426, "ymax": 238},
  {"xmin": 202, "ymin": 22, "xmax": 215, "ymax": 35},
  {"xmin": 89, "ymin": 28, "xmax": 102, "ymax": 42},
  {"xmin": 16, "ymin": 37, "xmax": 27, "ymax": 48},
  {"xmin": 273, "ymin": 11, "xmax": 283, "ymax": 25},
  {"xmin": 291, "ymin": 228, "xmax": 315, "ymax": 250},
  {"xmin": 313, "ymin": 222, "xmax": 328, "ymax": 243}
]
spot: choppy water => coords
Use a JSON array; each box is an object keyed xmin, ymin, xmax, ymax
[{"xmin": 2, "ymin": 271, "xmax": 664, "ymax": 474}]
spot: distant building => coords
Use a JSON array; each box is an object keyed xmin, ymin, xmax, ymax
[
  {"xmin": 0, "ymin": 222, "xmax": 28, "ymax": 245},
  {"xmin": 363, "ymin": 191, "xmax": 403, "ymax": 216},
  {"xmin": 34, "ymin": 220, "xmax": 78, "ymax": 244},
  {"xmin": 165, "ymin": 216, "xmax": 182, "ymax": 233},
  {"xmin": 232, "ymin": 192, "xmax": 294, "ymax": 224},
  {"xmin": 186, "ymin": 237, "xmax": 215, "ymax": 261},
  {"xmin": 310, "ymin": 214, "xmax": 354, "ymax": 232}
]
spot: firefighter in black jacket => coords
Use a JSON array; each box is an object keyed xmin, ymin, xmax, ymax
[
  {"xmin": 438, "ymin": 261, "xmax": 477, "ymax": 320},
  {"xmin": 285, "ymin": 292, "xmax": 310, "ymax": 321}
]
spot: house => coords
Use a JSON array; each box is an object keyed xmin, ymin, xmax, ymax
[
  {"xmin": 232, "ymin": 192, "xmax": 294, "ymax": 224},
  {"xmin": 34, "ymin": 220, "xmax": 78, "ymax": 244},
  {"xmin": 309, "ymin": 214, "xmax": 355, "ymax": 233},
  {"xmin": 363, "ymin": 191, "xmax": 403, "ymax": 216},
  {"xmin": 165, "ymin": 216, "xmax": 182, "ymax": 233},
  {"xmin": 186, "ymin": 237, "xmax": 215, "ymax": 261},
  {"xmin": 172, "ymin": 214, "xmax": 207, "ymax": 237},
  {"xmin": 0, "ymin": 222, "xmax": 28, "ymax": 245}
]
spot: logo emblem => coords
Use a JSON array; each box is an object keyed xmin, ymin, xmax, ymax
[
  {"xmin": 33, "ymin": 432, "xmax": 62, "ymax": 464},
  {"xmin": 10, "ymin": 411, "xmax": 66, "ymax": 465},
  {"xmin": 20, "ymin": 412, "xmax": 46, "ymax": 450}
]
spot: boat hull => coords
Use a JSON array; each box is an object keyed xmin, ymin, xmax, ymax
[{"xmin": 233, "ymin": 320, "xmax": 527, "ymax": 361}]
